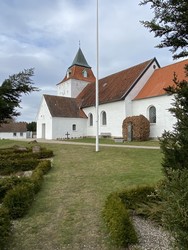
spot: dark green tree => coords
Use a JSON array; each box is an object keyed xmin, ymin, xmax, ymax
[
  {"xmin": 0, "ymin": 68, "xmax": 38, "ymax": 124},
  {"xmin": 160, "ymin": 69, "xmax": 188, "ymax": 176},
  {"xmin": 27, "ymin": 121, "xmax": 36, "ymax": 132},
  {"xmin": 140, "ymin": 0, "xmax": 188, "ymax": 59},
  {"xmin": 140, "ymin": 1, "xmax": 188, "ymax": 248}
]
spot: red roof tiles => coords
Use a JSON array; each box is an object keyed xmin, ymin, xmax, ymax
[
  {"xmin": 58, "ymin": 65, "xmax": 95, "ymax": 85},
  {"xmin": 134, "ymin": 59, "xmax": 188, "ymax": 100},
  {"xmin": 77, "ymin": 59, "xmax": 156, "ymax": 107},
  {"xmin": 44, "ymin": 95, "xmax": 87, "ymax": 118}
]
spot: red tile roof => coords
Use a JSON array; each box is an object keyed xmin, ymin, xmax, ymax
[
  {"xmin": 44, "ymin": 95, "xmax": 87, "ymax": 118},
  {"xmin": 134, "ymin": 59, "xmax": 188, "ymax": 100},
  {"xmin": 77, "ymin": 58, "xmax": 157, "ymax": 107},
  {"xmin": 0, "ymin": 122, "xmax": 27, "ymax": 132},
  {"xmin": 57, "ymin": 65, "xmax": 96, "ymax": 85}
]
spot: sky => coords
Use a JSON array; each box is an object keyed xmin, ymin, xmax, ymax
[{"xmin": 0, "ymin": 0, "xmax": 178, "ymax": 122}]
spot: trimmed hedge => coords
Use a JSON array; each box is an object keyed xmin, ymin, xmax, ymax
[
  {"xmin": 102, "ymin": 193, "xmax": 138, "ymax": 247},
  {"xmin": 0, "ymin": 159, "xmax": 39, "ymax": 175},
  {"xmin": 102, "ymin": 185, "xmax": 163, "ymax": 248},
  {"xmin": 0, "ymin": 176, "xmax": 32, "ymax": 203},
  {"xmin": 0, "ymin": 207, "xmax": 11, "ymax": 250},
  {"xmin": 2, "ymin": 160, "xmax": 52, "ymax": 220},
  {"xmin": 3, "ymin": 183, "xmax": 35, "ymax": 219}
]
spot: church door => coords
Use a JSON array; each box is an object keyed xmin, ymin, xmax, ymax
[{"xmin": 42, "ymin": 123, "xmax": 46, "ymax": 139}]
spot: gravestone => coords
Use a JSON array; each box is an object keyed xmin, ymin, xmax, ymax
[
  {"xmin": 32, "ymin": 145, "xmax": 41, "ymax": 153},
  {"xmin": 127, "ymin": 122, "xmax": 133, "ymax": 141}
]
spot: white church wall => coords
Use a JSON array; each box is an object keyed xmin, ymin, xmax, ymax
[
  {"xmin": 57, "ymin": 79, "xmax": 90, "ymax": 98},
  {"xmin": 57, "ymin": 79, "xmax": 72, "ymax": 97},
  {"xmin": 36, "ymin": 98, "xmax": 53, "ymax": 139},
  {"xmin": 71, "ymin": 79, "xmax": 90, "ymax": 98},
  {"xmin": 125, "ymin": 60, "xmax": 159, "ymax": 117},
  {"xmin": 132, "ymin": 95, "xmax": 176, "ymax": 138},
  {"xmin": 83, "ymin": 100, "xmax": 125, "ymax": 137},
  {"xmin": 52, "ymin": 117, "xmax": 87, "ymax": 139}
]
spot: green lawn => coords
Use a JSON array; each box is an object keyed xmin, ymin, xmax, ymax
[
  {"xmin": 68, "ymin": 137, "xmax": 160, "ymax": 147},
  {"xmin": 0, "ymin": 140, "xmax": 163, "ymax": 250}
]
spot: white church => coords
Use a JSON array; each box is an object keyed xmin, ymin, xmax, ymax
[{"xmin": 36, "ymin": 48, "xmax": 188, "ymax": 140}]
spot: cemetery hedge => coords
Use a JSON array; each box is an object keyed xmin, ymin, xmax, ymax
[
  {"xmin": 0, "ymin": 145, "xmax": 53, "ymax": 250},
  {"xmin": 102, "ymin": 185, "xmax": 162, "ymax": 248}
]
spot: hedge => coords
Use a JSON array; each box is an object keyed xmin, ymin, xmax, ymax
[
  {"xmin": 0, "ymin": 159, "xmax": 39, "ymax": 175},
  {"xmin": 0, "ymin": 207, "xmax": 11, "ymax": 250},
  {"xmin": 0, "ymin": 176, "xmax": 32, "ymax": 203},
  {"xmin": 102, "ymin": 193, "xmax": 138, "ymax": 247}
]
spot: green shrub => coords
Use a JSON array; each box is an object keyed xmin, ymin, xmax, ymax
[
  {"xmin": 0, "ymin": 207, "xmax": 11, "ymax": 250},
  {"xmin": 37, "ymin": 160, "xmax": 52, "ymax": 175},
  {"xmin": 160, "ymin": 169, "xmax": 188, "ymax": 249},
  {"xmin": 119, "ymin": 185, "xmax": 157, "ymax": 209},
  {"xmin": 0, "ymin": 177, "xmax": 32, "ymax": 202},
  {"xmin": 3, "ymin": 183, "xmax": 35, "ymax": 219},
  {"xmin": 102, "ymin": 193, "xmax": 138, "ymax": 247},
  {"xmin": 0, "ymin": 159, "xmax": 39, "ymax": 175}
]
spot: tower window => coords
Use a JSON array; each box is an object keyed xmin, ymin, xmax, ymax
[
  {"xmin": 82, "ymin": 69, "xmax": 88, "ymax": 78},
  {"xmin": 67, "ymin": 69, "xmax": 71, "ymax": 78}
]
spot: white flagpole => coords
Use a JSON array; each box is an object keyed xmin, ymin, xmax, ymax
[{"xmin": 96, "ymin": 0, "xmax": 99, "ymax": 152}]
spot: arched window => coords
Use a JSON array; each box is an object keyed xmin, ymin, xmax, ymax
[
  {"xmin": 89, "ymin": 113, "xmax": 93, "ymax": 126},
  {"xmin": 82, "ymin": 69, "xmax": 88, "ymax": 78},
  {"xmin": 101, "ymin": 111, "xmax": 107, "ymax": 125},
  {"xmin": 72, "ymin": 124, "xmax": 76, "ymax": 131},
  {"xmin": 149, "ymin": 106, "xmax": 156, "ymax": 123}
]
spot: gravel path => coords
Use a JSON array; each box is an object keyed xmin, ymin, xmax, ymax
[{"xmin": 130, "ymin": 216, "xmax": 174, "ymax": 250}]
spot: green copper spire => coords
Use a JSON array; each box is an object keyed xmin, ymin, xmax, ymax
[{"xmin": 69, "ymin": 48, "xmax": 91, "ymax": 69}]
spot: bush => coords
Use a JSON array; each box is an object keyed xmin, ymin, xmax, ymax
[
  {"xmin": 0, "ymin": 159, "xmax": 39, "ymax": 175},
  {"xmin": 0, "ymin": 207, "xmax": 11, "ymax": 250},
  {"xmin": 119, "ymin": 185, "xmax": 157, "ymax": 210},
  {"xmin": 102, "ymin": 193, "xmax": 138, "ymax": 247},
  {"xmin": 0, "ymin": 176, "xmax": 32, "ymax": 202},
  {"xmin": 3, "ymin": 183, "xmax": 35, "ymax": 219},
  {"xmin": 160, "ymin": 169, "xmax": 188, "ymax": 249}
]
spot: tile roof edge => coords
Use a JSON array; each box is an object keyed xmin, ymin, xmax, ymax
[{"xmin": 120, "ymin": 58, "xmax": 159, "ymax": 100}]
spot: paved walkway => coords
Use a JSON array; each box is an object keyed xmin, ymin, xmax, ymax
[{"xmin": 20, "ymin": 138, "xmax": 160, "ymax": 150}]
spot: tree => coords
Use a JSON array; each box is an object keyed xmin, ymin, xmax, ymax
[
  {"xmin": 140, "ymin": 1, "xmax": 188, "ymax": 248},
  {"xmin": 140, "ymin": 0, "xmax": 188, "ymax": 59},
  {"xmin": 27, "ymin": 121, "xmax": 36, "ymax": 132},
  {"xmin": 0, "ymin": 68, "xmax": 38, "ymax": 124}
]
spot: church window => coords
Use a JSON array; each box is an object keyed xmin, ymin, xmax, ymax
[
  {"xmin": 72, "ymin": 124, "xmax": 76, "ymax": 131},
  {"xmin": 82, "ymin": 69, "xmax": 88, "ymax": 78},
  {"xmin": 101, "ymin": 111, "xmax": 107, "ymax": 125},
  {"xmin": 89, "ymin": 113, "xmax": 93, "ymax": 126},
  {"xmin": 67, "ymin": 69, "xmax": 71, "ymax": 78},
  {"xmin": 149, "ymin": 106, "xmax": 156, "ymax": 123}
]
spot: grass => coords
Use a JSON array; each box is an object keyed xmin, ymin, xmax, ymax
[
  {"xmin": 0, "ymin": 139, "xmax": 163, "ymax": 250},
  {"xmin": 67, "ymin": 137, "xmax": 160, "ymax": 147}
]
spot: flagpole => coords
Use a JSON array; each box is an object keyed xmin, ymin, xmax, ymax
[{"xmin": 96, "ymin": 0, "xmax": 99, "ymax": 152}]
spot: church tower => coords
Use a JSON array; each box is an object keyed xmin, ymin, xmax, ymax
[{"xmin": 57, "ymin": 48, "xmax": 95, "ymax": 98}]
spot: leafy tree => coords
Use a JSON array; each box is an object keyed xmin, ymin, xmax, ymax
[
  {"xmin": 0, "ymin": 68, "xmax": 38, "ymax": 124},
  {"xmin": 27, "ymin": 122, "xmax": 36, "ymax": 132},
  {"xmin": 140, "ymin": 0, "xmax": 188, "ymax": 59}
]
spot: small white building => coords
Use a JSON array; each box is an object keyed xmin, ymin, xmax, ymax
[
  {"xmin": 0, "ymin": 122, "xmax": 29, "ymax": 139},
  {"xmin": 36, "ymin": 47, "xmax": 188, "ymax": 140}
]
